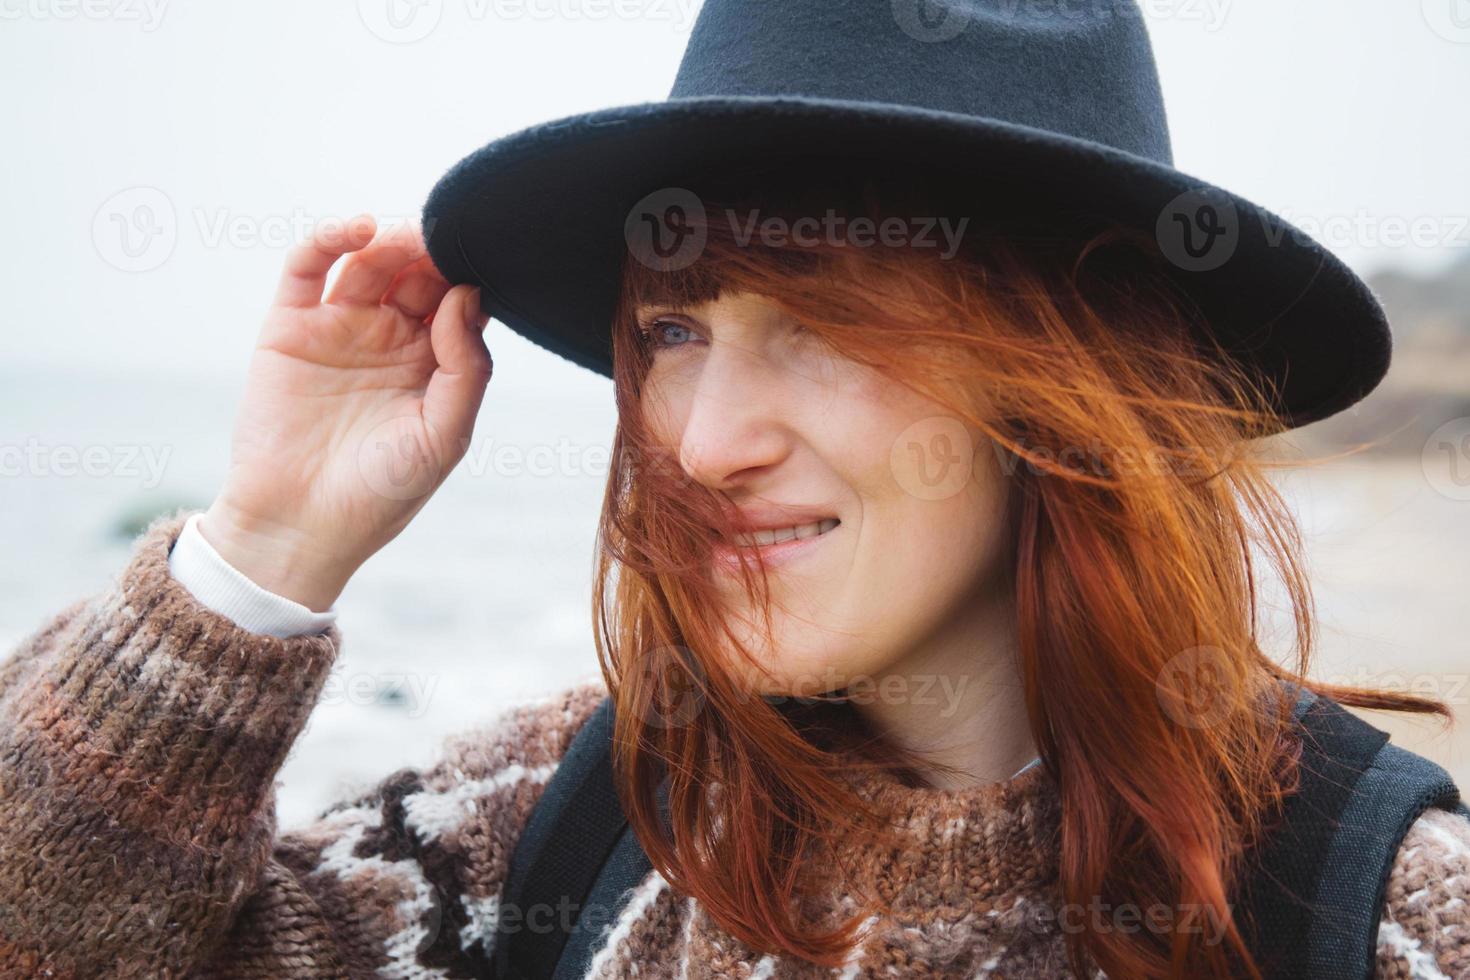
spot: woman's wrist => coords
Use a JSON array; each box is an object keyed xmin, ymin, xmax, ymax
[
  {"xmin": 169, "ymin": 513, "xmax": 339, "ymax": 637},
  {"xmin": 197, "ymin": 501, "xmax": 357, "ymax": 613}
]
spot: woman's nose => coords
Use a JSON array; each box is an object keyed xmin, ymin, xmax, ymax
[{"xmin": 676, "ymin": 345, "xmax": 795, "ymax": 491}]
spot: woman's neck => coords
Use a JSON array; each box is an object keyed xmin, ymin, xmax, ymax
[{"xmin": 852, "ymin": 590, "xmax": 1036, "ymax": 790}]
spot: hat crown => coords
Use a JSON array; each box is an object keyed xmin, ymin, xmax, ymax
[{"xmin": 670, "ymin": 0, "xmax": 1173, "ymax": 165}]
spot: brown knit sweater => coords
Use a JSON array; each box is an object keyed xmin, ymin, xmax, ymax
[{"xmin": 1, "ymin": 510, "xmax": 1467, "ymax": 979}]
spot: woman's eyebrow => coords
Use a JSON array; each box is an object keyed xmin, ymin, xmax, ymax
[
  {"xmin": 634, "ymin": 302, "xmax": 696, "ymax": 319},
  {"xmin": 633, "ymin": 302, "xmax": 796, "ymax": 330}
]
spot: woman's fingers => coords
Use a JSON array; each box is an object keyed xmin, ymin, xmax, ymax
[
  {"xmin": 384, "ymin": 254, "xmax": 453, "ymax": 320},
  {"xmin": 422, "ymin": 284, "xmax": 493, "ymax": 450},
  {"xmin": 324, "ymin": 220, "xmax": 429, "ymax": 307},
  {"xmin": 273, "ymin": 213, "xmax": 377, "ymax": 309}
]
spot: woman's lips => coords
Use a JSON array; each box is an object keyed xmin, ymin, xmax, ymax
[{"xmin": 711, "ymin": 520, "xmax": 841, "ymax": 572}]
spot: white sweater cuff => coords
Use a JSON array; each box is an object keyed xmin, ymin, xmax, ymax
[{"xmin": 166, "ymin": 512, "xmax": 339, "ymax": 638}]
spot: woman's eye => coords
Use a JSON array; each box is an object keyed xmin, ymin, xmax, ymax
[{"xmin": 642, "ymin": 319, "xmax": 696, "ymax": 351}]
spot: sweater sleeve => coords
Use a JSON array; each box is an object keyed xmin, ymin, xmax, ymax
[
  {"xmin": 1373, "ymin": 805, "xmax": 1470, "ymax": 978},
  {"xmin": 0, "ymin": 508, "xmax": 609, "ymax": 979}
]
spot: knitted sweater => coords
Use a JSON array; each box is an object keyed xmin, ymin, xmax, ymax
[{"xmin": 1, "ymin": 510, "xmax": 1467, "ymax": 979}]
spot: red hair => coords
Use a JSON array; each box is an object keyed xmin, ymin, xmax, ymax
[{"xmin": 586, "ymin": 172, "xmax": 1450, "ymax": 978}]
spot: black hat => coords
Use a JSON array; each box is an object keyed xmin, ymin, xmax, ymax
[{"xmin": 422, "ymin": 0, "xmax": 1390, "ymax": 430}]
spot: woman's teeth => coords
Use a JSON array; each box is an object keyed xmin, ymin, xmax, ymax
[{"xmin": 731, "ymin": 518, "xmax": 839, "ymax": 548}]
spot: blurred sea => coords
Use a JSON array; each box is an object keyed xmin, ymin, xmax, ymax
[{"xmin": 2, "ymin": 362, "xmax": 1467, "ymax": 828}]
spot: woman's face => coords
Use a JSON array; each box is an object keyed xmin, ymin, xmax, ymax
[{"xmin": 639, "ymin": 289, "xmax": 1015, "ymax": 697}]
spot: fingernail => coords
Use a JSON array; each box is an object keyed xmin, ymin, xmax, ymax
[{"xmin": 464, "ymin": 286, "xmax": 486, "ymax": 330}]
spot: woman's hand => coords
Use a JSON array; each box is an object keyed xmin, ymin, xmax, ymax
[{"xmin": 198, "ymin": 214, "xmax": 493, "ymax": 611}]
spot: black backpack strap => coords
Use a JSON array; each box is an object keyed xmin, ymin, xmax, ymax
[
  {"xmin": 492, "ymin": 695, "xmax": 627, "ymax": 979},
  {"xmin": 551, "ymin": 819, "xmax": 656, "ymax": 979},
  {"xmin": 1238, "ymin": 686, "xmax": 1464, "ymax": 980},
  {"xmin": 1303, "ymin": 737, "xmax": 1463, "ymax": 977},
  {"xmin": 492, "ymin": 694, "xmax": 666, "ymax": 980}
]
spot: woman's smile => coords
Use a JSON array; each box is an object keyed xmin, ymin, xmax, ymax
[{"xmin": 711, "ymin": 517, "xmax": 841, "ymax": 572}]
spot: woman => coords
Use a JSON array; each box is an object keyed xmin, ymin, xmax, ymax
[{"xmin": 3, "ymin": 4, "xmax": 1467, "ymax": 980}]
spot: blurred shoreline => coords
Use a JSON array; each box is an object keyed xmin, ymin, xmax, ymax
[{"xmin": 1286, "ymin": 251, "xmax": 1470, "ymax": 458}]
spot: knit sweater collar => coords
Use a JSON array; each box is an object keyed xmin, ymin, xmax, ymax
[{"xmin": 834, "ymin": 758, "xmax": 1063, "ymax": 910}]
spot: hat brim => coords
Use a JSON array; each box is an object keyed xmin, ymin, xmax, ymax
[{"xmin": 423, "ymin": 95, "xmax": 1389, "ymax": 431}]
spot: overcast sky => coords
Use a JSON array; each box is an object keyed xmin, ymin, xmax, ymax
[{"xmin": 2, "ymin": 0, "xmax": 1467, "ymax": 386}]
